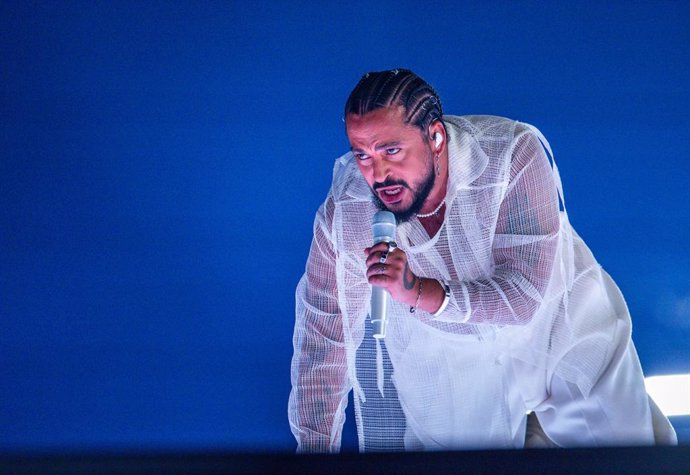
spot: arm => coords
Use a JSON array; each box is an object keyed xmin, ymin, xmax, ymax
[
  {"xmin": 449, "ymin": 131, "xmax": 560, "ymax": 324},
  {"xmin": 383, "ymin": 131, "xmax": 559, "ymax": 325},
  {"xmin": 442, "ymin": 130, "xmax": 560, "ymax": 325},
  {"xmin": 288, "ymin": 197, "xmax": 350, "ymax": 453}
]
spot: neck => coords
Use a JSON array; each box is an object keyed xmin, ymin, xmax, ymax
[
  {"xmin": 419, "ymin": 207, "xmax": 445, "ymax": 238},
  {"xmin": 417, "ymin": 198, "xmax": 445, "ymax": 218},
  {"xmin": 417, "ymin": 150, "xmax": 449, "ymax": 217}
]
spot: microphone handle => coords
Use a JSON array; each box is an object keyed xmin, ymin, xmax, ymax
[
  {"xmin": 371, "ymin": 286, "xmax": 388, "ymax": 339},
  {"xmin": 370, "ymin": 210, "xmax": 396, "ymax": 339}
]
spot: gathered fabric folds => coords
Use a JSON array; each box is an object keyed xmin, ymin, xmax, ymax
[{"xmin": 288, "ymin": 115, "xmax": 676, "ymax": 452}]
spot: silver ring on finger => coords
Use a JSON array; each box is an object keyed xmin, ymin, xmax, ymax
[
  {"xmin": 379, "ymin": 251, "xmax": 388, "ymax": 264},
  {"xmin": 387, "ymin": 241, "xmax": 398, "ymax": 253}
]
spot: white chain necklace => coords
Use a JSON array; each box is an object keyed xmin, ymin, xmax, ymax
[{"xmin": 416, "ymin": 199, "xmax": 446, "ymax": 219}]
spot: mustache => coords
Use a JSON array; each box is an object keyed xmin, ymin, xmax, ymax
[{"xmin": 372, "ymin": 178, "xmax": 411, "ymax": 192}]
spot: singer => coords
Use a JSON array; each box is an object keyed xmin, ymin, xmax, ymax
[{"xmin": 289, "ymin": 69, "xmax": 676, "ymax": 452}]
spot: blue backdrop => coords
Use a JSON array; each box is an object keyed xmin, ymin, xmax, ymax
[{"xmin": 1, "ymin": 0, "xmax": 689, "ymax": 452}]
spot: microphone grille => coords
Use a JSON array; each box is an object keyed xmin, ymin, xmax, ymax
[
  {"xmin": 372, "ymin": 211, "xmax": 396, "ymax": 241},
  {"xmin": 373, "ymin": 210, "xmax": 396, "ymax": 226}
]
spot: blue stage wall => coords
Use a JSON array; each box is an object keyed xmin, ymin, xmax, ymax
[{"xmin": 1, "ymin": 0, "xmax": 688, "ymax": 451}]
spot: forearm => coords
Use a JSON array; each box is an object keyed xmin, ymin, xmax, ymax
[
  {"xmin": 289, "ymin": 348, "xmax": 349, "ymax": 453},
  {"xmin": 405, "ymin": 277, "xmax": 446, "ymax": 315},
  {"xmin": 289, "ymin": 294, "xmax": 350, "ymax": 453},
  {"xmin": 407, "ymin": 265, "xmax": 550, "ymax": 325},
  {"xmin": 442, "ymin": 264, "xmax": 552, "ymax": 325}
]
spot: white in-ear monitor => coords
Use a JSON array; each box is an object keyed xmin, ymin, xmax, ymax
[{"xmin": 434, "ymin": 133, "xmax": 443, "ymax": 148}]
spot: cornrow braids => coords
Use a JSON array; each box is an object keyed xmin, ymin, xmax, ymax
[{"xmin": 344, "ymin": 69, "xmax": 445, "ymax": 136}]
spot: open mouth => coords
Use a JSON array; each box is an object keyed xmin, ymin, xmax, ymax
[{"xmin": 376, "ymin": 185, "xmax": 404, "ymax": 204}]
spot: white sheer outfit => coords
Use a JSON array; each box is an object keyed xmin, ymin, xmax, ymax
[{"xmin": 289, "ymin": 115, "xmax": 676, "ymax": 452}]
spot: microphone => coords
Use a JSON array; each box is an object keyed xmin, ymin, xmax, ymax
[{"xmin": 371, "ymin": 211, "xmax": 396, "ymax": 339}]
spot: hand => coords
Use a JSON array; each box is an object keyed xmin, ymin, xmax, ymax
[{"xmin": 364, "ymin": 242, "xmax": 418, "ymax": 306}]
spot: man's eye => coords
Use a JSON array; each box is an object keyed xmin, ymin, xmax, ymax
[
  {"xmin": 386, "ymin": 148, "xmax": 400, "ymax": 155},
  {"xmin": 355, "ymin": 153, "xmax": 370, "ymax": 161}
]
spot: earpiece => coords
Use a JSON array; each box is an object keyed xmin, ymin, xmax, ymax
[{"xmin": 434, "ymin": 133, "xmax": 443, "ymax": 148}]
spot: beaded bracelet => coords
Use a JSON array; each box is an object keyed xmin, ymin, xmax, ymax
[{"xmin": 410, "ymin": 278, "xmax": 423, "ymax": 313}]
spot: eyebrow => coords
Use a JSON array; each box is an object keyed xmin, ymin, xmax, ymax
[{"xmin": 351, "ymin": 141, "xmax": 402, "ymax": 153}]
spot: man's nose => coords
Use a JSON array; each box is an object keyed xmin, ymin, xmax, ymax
[{"xmin": 372, "ymin": 157, "xmax": 390, "ymax": 183}]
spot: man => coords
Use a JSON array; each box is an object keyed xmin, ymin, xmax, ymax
[{"xmin": 289, "ymin": 69, "xmax": 676, "ymax": 452}]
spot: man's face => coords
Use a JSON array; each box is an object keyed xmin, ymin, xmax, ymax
[{"xmin": 346, "ymin": 106, "xmax": 435, "ymax": 222}]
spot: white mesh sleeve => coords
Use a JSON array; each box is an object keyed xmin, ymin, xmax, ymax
[
  {"xmin": 288, "ymin": 197, "xmax": 351, "ymax": 453},
  {"xmin": 439, "ymin": 131, "xmax": 560, "ymax": 325}
]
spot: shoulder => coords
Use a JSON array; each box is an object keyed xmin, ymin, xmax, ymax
[
  {"xmin": 445, "ymin": 115, "xmax": 549, "ymax": 160},
  {"xmin": 310, "ymin": 152, "xmax": 374, "ymax": 228},
  {"xmin": 444, "ymin": 115, "xmax": 538, "ymax": 142},
  {"xmin": 445, "ymin": 114, "xmax": 516, "ymax": 133},
  {"xmin": 327, "ymin": 151, "xmax": 373, "ymax": 205},
  {"xmin": 312, "ymin": 152, "xmax": 376, "ymax": 250}
]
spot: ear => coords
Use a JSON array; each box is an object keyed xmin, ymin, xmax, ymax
[
  {"xmin": 434, "ymin": 132, "xmax": 443, "ymax": 148},
  {"xmin": 428, "ymin": 121, "xmax": 446, "ymax": 153}
]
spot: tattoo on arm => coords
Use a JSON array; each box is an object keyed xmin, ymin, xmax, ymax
[{"xmin": 403, "ymin": 262, "xmax": 417, "ymax": 290}]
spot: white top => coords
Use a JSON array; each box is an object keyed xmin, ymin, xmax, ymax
[{"xmin": 289, "ymin": 115, "xmax": 677, "ymax": 452}]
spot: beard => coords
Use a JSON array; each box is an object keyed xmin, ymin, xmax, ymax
[{"xmin": 371, "ymin": 149, "xmax": 436, "ymax": 223}]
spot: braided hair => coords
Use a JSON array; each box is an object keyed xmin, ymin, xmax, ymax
[{"xmin": 344, "ymin": 69, "xmax": 444, "ymax": 137}]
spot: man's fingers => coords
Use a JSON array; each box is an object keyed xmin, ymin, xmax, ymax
[
  {"xmin": 366, "ymin": 262, "xmax": 388, "ymax": 278},
  {"xmin": 364, "ymin": 242, "xmax": 390, "ymax": 255},
  {"xmin": 366, "ymin": 250, "xmax": 392, "ymax": 267}
]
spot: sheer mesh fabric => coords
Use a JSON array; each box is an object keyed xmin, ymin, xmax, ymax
[{"xmin": 289, "ymin": 115, "xmax": 648, "ymax": 452}]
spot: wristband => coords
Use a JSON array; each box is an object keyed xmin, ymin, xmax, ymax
[{"xmin": 432, "ymin": 280, "xmax": 451, "ymax": 317}]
